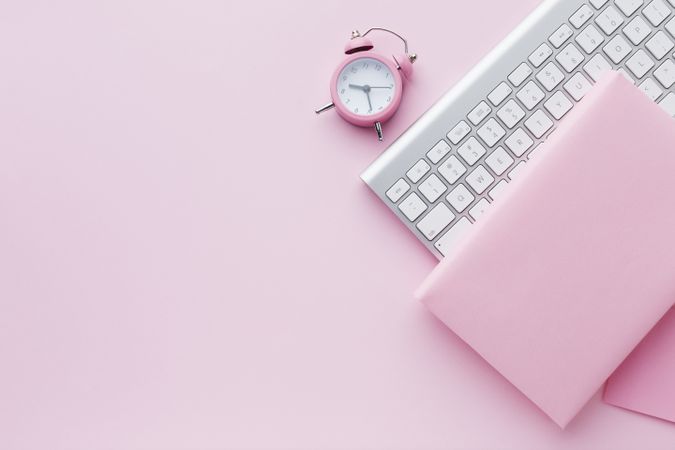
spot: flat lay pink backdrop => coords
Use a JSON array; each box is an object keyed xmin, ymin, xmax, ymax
[{"xmin": 1, "ymin": 1, "xmax": 674, "ymax": 449}]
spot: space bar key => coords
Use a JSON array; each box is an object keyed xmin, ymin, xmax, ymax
[{"xmin": 434, "ymin": 217, "xmax": 473, "ymax": 257}]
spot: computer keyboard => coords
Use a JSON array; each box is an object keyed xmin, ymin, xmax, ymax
[{"xmin": 361, "ymin": 0, "xmax": 675, "ymax": 259}]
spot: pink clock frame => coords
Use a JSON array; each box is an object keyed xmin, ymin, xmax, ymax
[
  {"xmin": 329, "ymin": 52, "xmax": 404, "ymax": 128},
  {"xmin": 315, "ymin": 27, "xmax": 416, "ymax": 141}
]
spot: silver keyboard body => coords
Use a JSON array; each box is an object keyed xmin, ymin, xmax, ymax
[{"xmin": 361, "ymin": 0, "xmax": 675, "ymax": 259}]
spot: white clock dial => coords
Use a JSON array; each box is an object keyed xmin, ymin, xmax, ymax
[{"xmin": 336, "ymin": 57, "xmax": 396, "ymax": 116}]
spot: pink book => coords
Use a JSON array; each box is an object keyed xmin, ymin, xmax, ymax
[
  {"xmin": 604, "ymin": 307, "xmax": 675, "ymax": 423},
  {"xmin": 415, "ymin": 72, "xmax": 675, "ymax": 428}
]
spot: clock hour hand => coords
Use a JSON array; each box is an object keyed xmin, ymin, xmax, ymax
[{"xmin": 349, "ymin": 83, "xmax": 373, "ymax": 111}]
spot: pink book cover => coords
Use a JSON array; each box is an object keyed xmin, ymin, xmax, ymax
[
  {"xmin": 604, "ymin": 307, "xmax": 675, "ymax": 423},
  {"xmin": 415, "ymin": 72, "xmax": 675, "ymax": 428}
]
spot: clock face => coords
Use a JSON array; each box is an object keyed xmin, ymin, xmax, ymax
[{"xmin": 335, "ymin": 57, "xmax": 397, "ymax": 117}]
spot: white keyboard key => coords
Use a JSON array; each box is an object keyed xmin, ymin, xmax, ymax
[
  {"xmin": 488, "ymin": 82, "xmax": 513, "ymax": 106},
  {"xmin": 418, "ymin": 173, "xmax": 447, "ymax": 203},
  {"xmin": 446, "ymin": 184, "xmax": 475, "ymax": 213},
  {"xmin": 583, "ymin": 53, "xmax": 612, "ymax": 81},
  {"xmin": 529, "ymin": 43, "xmax": 553, "ymax": 67},
  {"xmin": 618, "ymin": 68, "xmax": 636, "ymax": 84},
  {"xmin": 427, "ymin": 140, "xmax": 451, "ymax": 164},
  {"xmin": 536, "ymin": 62, "xmax": 566, "ymax": 91},
  {"xmin": 406, "ymin": 159, "xmax": 431, "ymax": 183},
  {"xmin": 505, "ymin": 127, "xmax": 535, "ymax": 156},
  {"xmin": 615, "ymin": 0, "xmax": 643, "ymax": 16},
  {"xmin": 550, "ymin": 24, "xmax": 574, "ymax": 48},
  {"xmin": 497, "ymin": 99, "xmax": 526, "ymax": 129},
  {"xmin": 595, "ymin": 6, "xmax": 624, "ymax": 35},
  {"xmin": 447, "ymin": 120, "xmax": 471, "ymax": 144},
  {"xmin": 438, "ymin": 155, "xmax": 467, "ymax": 184},
  {"xmin": 659, "ymin": 92, "xmax": 675, "ymax": 116},
  {"xmin": 468, "ymin": 101, "xmax": 492, "ymax": 125},
  {"xmin": 398, "ymin": 192, "xmax": 427, "ymax": 221},
  {"xmin": 516, "ymin": 80, "xmax": 546, "ymax": 110},
  {"xmin": 524, "ymin": 110, "xmax": 554, "ymax": 139},
  {"xmin": 646, "ymin": 31, "xmax": 674, "ymax": 59},
  {"xmin": 576, "ymin": 24, "xmax": 605, "ymax": 53},
  {"xmin": 570, "ymin": 5, "xmax": 594, "ymax": 29},
  {"xmin": 556, "ymin": 43, "xmax": 585, "ymax": 72},
  {"xmin": 457, "ymin": 137, "xmax": 487, "ymax": 166},
  {"xmin": 544, "ymin": 91, "xmax": 574, "ymax": 120},
  {"xmin": 643, "ymin": 0, "xmax": 671, "ymax": 26},
  {"xmin": 666, "ymin": 17, "xmax": 675, "ymax": 37},
  {"xmin": 639, "ymin": 77, "xmax": 664, "ymax": 101},
  {"xmin": 485, "ymin": 146, "xmax": 515, "ymax": 176},
  {"xmin": 623, "ymin": 16, "xmax": 652, "ymax": 45},
  {"xmin": 386, "ymin": 178, "xmax": 410, "ymax": 203},
  {"xmin": 626, "ymin": 49, "xmax": 655, "ymax": 78},
  {"xmin": 466, "ymin": 165, "xmax": 495, "ymax": 195},
  {"xmin": 477, "ymin": 118, "xmax": 506, "ymax": 147},
  {"xmin": 654, "ymin": 59, "xmax": 675, "ymax": 87},
  {"xmin": 469, "ymin": 198, "xmax": 491, "ymax": 221},
  {"xmin": 434, "ymin": 217, "xmax": 473, "ymax": 257},
  {"xmin": 508, "ymin": 161, "xmax": 527, "ymax": 180},
  {"xmin": 603, "ymin": 35, "xmax": 632, "ymax": 63},
  {"xmin": 564, "ymin": 72, "xmax": 593, "ymax": 100},
  {"xmin": 488, "ymin": 179, "xmax": 509, "ymax": 200},
  {"xmin": 417, "ymin": 203, "xmax": 455, "ymax": 241},
  {"xmin": 590, "ymin": 0, "xmax": 610, "ymax": 9},
  {"xmin": 508, "ymin": 63, "xmax": 533, "ymax": 87}
]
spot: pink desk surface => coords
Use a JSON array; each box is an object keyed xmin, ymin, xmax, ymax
[{"xmin": 1, "ymin": 1, "xmax": 674, "ymax": 449}]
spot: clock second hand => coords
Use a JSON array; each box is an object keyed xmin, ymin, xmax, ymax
[{"xmin": 348, "ymin": 84, "xmax": 392, "ymax": 90}]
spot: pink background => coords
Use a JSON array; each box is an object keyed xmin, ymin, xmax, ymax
[{"xmin": 1, "ymin": 0, "xmax": 674, "ymax": 448}]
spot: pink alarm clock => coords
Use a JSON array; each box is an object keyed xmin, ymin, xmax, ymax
[{"xmin": 315, "ymin": 27, "xmax": 417, "ymax": 141}]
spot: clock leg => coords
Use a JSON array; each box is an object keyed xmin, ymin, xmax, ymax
[
  {"xmin": 314, "ymin": 102, "xmax": 335, "ymax": 114},
  {"xmin": 374, "ymin": 122, "xmax": 383, "ymax": 141}
]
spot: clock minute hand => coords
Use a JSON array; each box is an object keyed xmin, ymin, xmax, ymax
[{"xmin": 368, "ymin": 86, "xmax": 393, "ymax": 89}]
